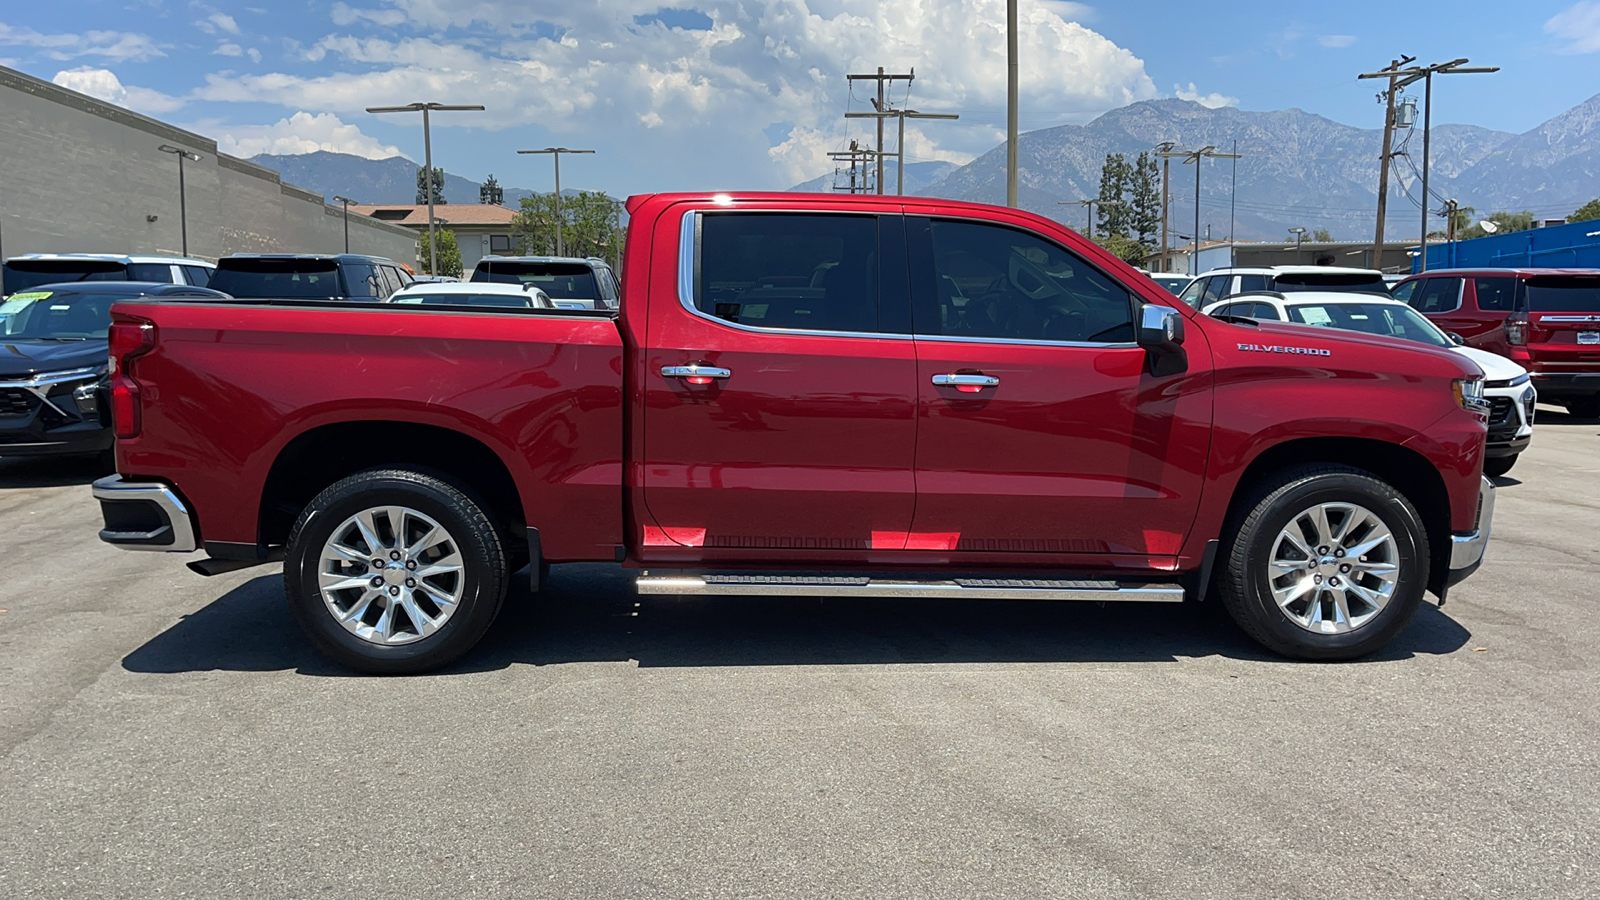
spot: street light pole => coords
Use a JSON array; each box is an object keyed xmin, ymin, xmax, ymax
[
  {"xmin": 518, "ymin": 148, "xmax": 595, "ymax": 256},
  {"xmin": 1180, "ymin": 146, "xmax": 1240, "ymax": 276},
  {"xmin": 366, "ymin": 102, "xmax": 486, "ymax": 275},
  {"xmin": 333, "ymin": 195, "xmax": 353, "ymax": 253},
  {"xmin": 157, "ymin": 145, "xmax": 202, "ymax": 256},
  {"xmin": 1005, "ymin": 0, "xmax": 1019, "ymax": 207},
  {"xmin": 1288, "ymin": 226, "xmax": 1307, "ymax": 264}
]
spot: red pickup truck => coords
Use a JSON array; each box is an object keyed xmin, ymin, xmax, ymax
[{"xmin": 92, "ymin": 193, "xmax": 1496, "ymax": 674}]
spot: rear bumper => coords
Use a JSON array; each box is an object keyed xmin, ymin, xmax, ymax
[
  {"xmin": 1529, "ymin": 372, "xmax": 1600, "ymax": 398},
  {"xmin": 91, "ymin": 475, "xmax": 198, "ymax": 552},
  {"xmin": 1446, "ymin": 476, "xmax": 1496, "ymax": 587}
]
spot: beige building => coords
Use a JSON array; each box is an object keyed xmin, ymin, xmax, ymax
[
  {"xmin": 0, "ymin": 65, "xmax": 416, "ymax": 264},
  {"xmin": 349, "ymin": 204, "xmax": 520, "ymax": 273}
]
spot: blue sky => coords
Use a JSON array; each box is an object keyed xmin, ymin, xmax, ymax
[{"xmin": 4, "ymin": 1, "xmax": 1598, "ymax": 197}]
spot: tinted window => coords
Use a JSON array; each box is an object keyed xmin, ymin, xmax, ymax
[
  {"xmin": 698, "ymin": 213, "xmax": 880, "ymax": 333},
  {"xmin": 1390, "ymin": 280, "xmax": 1418, "ymax": 305},
  {"xmin": 1201, "ymin": 275, "xmax": 1231, "ymax": 305},
  {"xmin": 1412, "ymin": 277, "xmax": 1463, "ymax": 313},
  {"xmin": 343, "ymin": 263, "xmax": 382, "ymax": 298},
  {"xmin": 1237, "ymin": 274, "xmax": 1269, "ymax": 294},
  {"xmin": 1526, "ymin": 275, "xmax": 1600, "ymax": 312},
  {"xmin": 925, "ymin": 219, "xmax": 1133, "ymax": 343},
  {"xmin": 473, "ymin": 261, "xmax": 601, "ymax": 303},
  {"xmin": 391, "ymin": 293, "xmax": 533, "ymax": 308},
  {"xmin": 1275, "ymin": 273, "xmax": 1390, "ymax": 293},
  {"xmin": 1250, "ymin": 302, "xmax": 1282, "ymax": 321},
  {"xmin": 126, "ymin": 263, "xmax": 175, "ymax": 282},
  {"xmin": 1285, "ymin": 302, "xmax": 1451, "ymax": 347},
  {"xmin": 1177, "ymin": 278, "xmax": 1204, "ymax": 308},
  {"xmin": 0, "ymin": 290, "xmax": 123, "ymax": 338},
  {"xmin": 209, "ymin": 260, "xmax": 342, "ymax": 299},
  {"xmin": 181, "ymin": 265, "xmax": 212, "ymax": 287},
  {"xmin": 1473, "ymin": 277, "xmax": 1517, "ymax": 312},
  {"xmin": 2, "ymin": 260, "xmax": 129, "ymax": 292}
]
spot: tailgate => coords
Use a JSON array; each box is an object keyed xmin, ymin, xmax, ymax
[{"xmin": 1525, "ymin": 275, "xmax": 1600, "ymax": 370}]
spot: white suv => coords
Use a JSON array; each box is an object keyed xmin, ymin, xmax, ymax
[
  {"xmin": 1177, "ymin": 265, "xmax": 1389, "ymax": 309},
  {"xmin": 1203, "ymin": 291, "xmax": 1535, "ymax": 477},
  {"xmin": 2, "ymin": 253, "xmax": 215, "ymax": 296}
]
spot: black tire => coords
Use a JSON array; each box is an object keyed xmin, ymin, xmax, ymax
[
  {"xmin": 1483, "ymin": 455, "xmax": 1517, "ymax": 478},
  {"xmin": 1218, "ymin": 465, "xmax": 1429, "ymax": 661},
  {"xmin": 1563, "ymin": 396, "xmax": 1600, "ymax": 419},
  {"xmin": 284, "ymin": 468, "xmax": 509, "ymax": 675}
]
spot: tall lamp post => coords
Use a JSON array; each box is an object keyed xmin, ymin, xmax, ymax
[
  {"xmin": 365, "ymin": 101, "xmax": 485, "ymax": 276},
  {"xmin": 1005, "ymin": 0, "xmax": 1018, "ymax": 207},
  {"xmin": 1181, "ymin": 145, "xmax": 1240, "ymax": 276},
  {"xmin": 156, "ymin": 145, "xmax": 202, "ymax": 256},
  {"xmin": 1288, "ymin": 226, "xmax": 1307, "ymax": 264},
  {"xmin": 333, "ymin": 195, "xmax": 354, "ymax": 253},
  {"xmin": 518, "ymin": 148, "xmax": 595, "ymax": 256}
]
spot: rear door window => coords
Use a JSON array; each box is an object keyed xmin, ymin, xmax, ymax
[
  {"xmin": 697, "ymin": 213, "xmax": 888, "ymax": 334},
  {"xmin": 1472, "ymin": 277, "xmax": 1517, "ymax": 312},
  {"xmin": 126, "ymin": 263, "xmax": 176, "ymax": 282},
  {"xmin": 1413, "ymin": 277, "xmax": 1463, "ymax": 313},
  {"xmin": 1237, "ymin": 274, "xmax": 1269, "ymax": 294},
  {"xmin": 343, "ymin": 263, "xmax": 381, "ymax": 299},
  {"xmin": 1200, "ymin": 275, "xmax": 1231, "ymax": 306},
  {"xmin": 180, "ymin": 265, "xmax": 213, "ymax": 286}
]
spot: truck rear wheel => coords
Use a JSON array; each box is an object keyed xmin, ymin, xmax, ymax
[
  {"xmin": 1219, "ymin": 466, "xmax": 1428, "ymax": 661},
  {"xmin": 284, "ymin": 468, "xmax": 509, "ymax": 675}
]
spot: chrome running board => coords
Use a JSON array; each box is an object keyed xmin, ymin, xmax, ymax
[{"xmin": 635, "ymin": 573, "xmax": 1185, "ymax": 603}]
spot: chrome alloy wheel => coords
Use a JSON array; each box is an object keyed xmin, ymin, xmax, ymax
[
  {"xmin": 1267, "ymin": 502, "xmax": 1400, "ymax": 635},
  {"xmin": 317, "ymin": 505, "xmax": 465, "ymax": 645}
]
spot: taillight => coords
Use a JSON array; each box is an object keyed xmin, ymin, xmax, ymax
[
  {"xmin": 108, "ymin": 316, "xmax": 156, "ymax": 439},
  {"xmin": 1505, "ymin": 312, "xmax": 1527, "ymax": 346}
]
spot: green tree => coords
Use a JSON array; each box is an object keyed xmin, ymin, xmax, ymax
[
  {"xmin": 1460, "ymin": 210, "xmax": 1535, "ymax": 240},
  {"xmin": 1126, "ymin": 152, "xmax": 1161, "ymax": 246},
  {"xmin": 479, "ymin": 174, "xmax": 504, "ymax": 206},
  {"xmin": 1312, "ymin": 228, "xmax": 1333, "ymax": 242},
  {"xmin": 1096, "ymin": 153, "xmax": 1131, "ymax": 238},
  {"xmin": 1093, "ymin": 233, "xmax": 1148, "ymax": 266},
  {"xmin": 417, "ymin": 228, "xmax": 463, "ymax": 278},
  {"xmin": 512, "ymin": 191, "xmax": 625, "ymax": 259},
  {"xmin": 416, "ymin": 166, "xmax": 447, "ymax": 205},
  {"xmin": 1569, "ymin": 199, "xmax": 1600, "ymax": 224}
]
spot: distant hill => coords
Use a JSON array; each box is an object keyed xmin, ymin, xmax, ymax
[
  {"xmin": 790, "ymin": 160, "xmax": 960, "ymax": 195},
  {"xmin": 247, "ymin": 151, "xmax": 541, "ymax": 207}
]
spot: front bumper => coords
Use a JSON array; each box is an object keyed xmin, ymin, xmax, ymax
[
  {"xmin": 0, "ymin": 375, "xmax": 112, "ymax": 456},
  {"xmin": 91, "ymin": 475, "xmax": 198, "ymax": 552},
  {"xmin": 1446, "ymin": 476, "xmax": 1496, "ymax": 588}
]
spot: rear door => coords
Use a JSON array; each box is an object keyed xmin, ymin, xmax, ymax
[
  {"xmin": 903, "ymin": 214, "xmax": 1211, "ymax": 560},
  {"xmin": 1524, "ymin": 274, "xmax": 1600, "ymax": 371},
  {"xmin": 640, "ymin": 208, "xmax": 918, "ymax": 559}
]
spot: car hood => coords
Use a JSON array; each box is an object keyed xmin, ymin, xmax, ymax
[
  {"xmin": 0, "ymin": 339, "xmax": 108, "ymax": 379},
  {"xmin": 1453, "ymin": 346, "xmax": 1526, "ymax": 382}
]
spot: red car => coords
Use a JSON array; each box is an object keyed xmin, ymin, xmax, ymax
[
  {"xmin": 1393, "ymin": 268, "xmax": 1600, "ymax": 418},
  {"xmin": 91, "ymin": 193, "xmax": 1494, "ymax": 673}
]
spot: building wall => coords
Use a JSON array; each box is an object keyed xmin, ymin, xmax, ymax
[{"xmin": 0, "ymin": 66, "xmax": 417, "ymax": 264}]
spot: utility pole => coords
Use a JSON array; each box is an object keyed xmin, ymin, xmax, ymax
[
  {"xmin": 846, "ymin": 67, "xmax": 914, "ymax": 195},
  {"xmin": 828, "ymin": 141, "xmax": 886, "ymax": 193},
  {"xmin": 1361, "ymin": 56, "xmax": 1413, "ymax": 269},
  {"xmin": 1059, "ymin": 199, "xmax": 1121, "ymax": 239},
  {"xmin": 367, "ymin": 101, "xmax": 485, "ymax": 275},
  {"xmin": 1180, "ymin": 146, "xmax": 1240, "ymax": 276},
  {"xmin": 1155, "ymin": 142, "xmax": 1178, "ymax": 273},
  {"xmin": 846, "ymin": 107, "xmax": 960, "ymax": 195},
  {"xmin": 518, "ymin": 147, "xmax": 595, "ymax": 256},
  {"xmin": 1006, "ymin": 0, "xmax": 1019, "ymax": 207},
  {"xmin": 1360, "ymin": 58, "xmax": 1496, "ymax": 273}
]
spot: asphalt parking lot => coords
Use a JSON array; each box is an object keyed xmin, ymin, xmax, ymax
[{"xmin": 2, "ymin": 412, "xmax": 1597, "ymax": 900}]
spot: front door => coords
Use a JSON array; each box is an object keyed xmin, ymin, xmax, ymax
[
  {"xmin": 904, "ymin": 215, "xmax": 1211, "ymax": 560},
  {"xmin": 641, "ymin": 209, "xmax": 918, "ymax": 559}
]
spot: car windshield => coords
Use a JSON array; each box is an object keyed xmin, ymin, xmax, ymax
[
  {"xmin": 1275, "ymin": 273, "xmax": 1390, "ymax": 294},
  {"xmin": 391, "ymin": 293, "xmax": 532, "ymax": 308},
  {"xmin": 3, "ymin": 260, "xmax": 130, "ymax": 294},
  {"xmin": 209, "ymin": 260, "xmax": 343, "ymax": 299},
  {"xmin": 1525, "ymin": 275, "xmax": 1600, "ymax": 313},
  {"xmin": 1285, "ymin": 301, "xmax": 1453, "ymax": 347},
  {"xmin": 472, "ymin": 262, "xmax": 600, "ymax": 301},
  {"xmin": 0, "ymin": 290, "xmax": 122, "ymax": 339}
]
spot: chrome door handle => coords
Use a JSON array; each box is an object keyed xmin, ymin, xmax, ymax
[
  {"xmin": 932, "ymin": 373, "xmax": 999, "ymax": 388},
  {"xmin": 662, "ymin": 364, "xmax": 731, "ymax": 381}
]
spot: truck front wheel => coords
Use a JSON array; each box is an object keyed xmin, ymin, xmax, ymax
[
  {"xmin": 284, "ymin": 468, "xmax": 509, "ymax": 675},
  {"xmin": 1219, "ymin": 466, "xmax": 1429, "ymax": 661}
]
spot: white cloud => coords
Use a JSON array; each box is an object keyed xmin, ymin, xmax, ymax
[
  {"xmin": 51, "ymin": 67, "xmax": 185, "ymax": 113},
  {"xmin": 247, "ymin": 47, "xmax": 261, "ymax": 63},
  {"xmin": 197, "ymin": 12, "xmax": 242, "ymax": 35},
  {"xmin": 1174, "ymin": 82, "xmax": 1238, "ymax": 109},
  {"xmin": 193, "ymin": 0, "xmax": 1158, "ymax": 187},
  {"xmin": 1318, "ymin": 34, "xmax": 1356, "ymax": 48},
  {"xmin": 0, "ymin": 24, "xmax": 163, "ymax": 62},
  {"xmin": 213, "ymin": 111, "xmax": 404, "ymax": 159},
  {"xmin": 1547, "ymin": 1, "xmax": 1600, "ymax": 53},
  {"xmin": 215, "ymin": 42, "xmax": 243, "ymax": 57}
]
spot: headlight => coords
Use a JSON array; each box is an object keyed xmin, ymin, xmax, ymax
[
  {"xmin": 1453, "ymin": 377, "xmax": 1490, "ymax": 414},
  {"xmin": 1486, "ymin": 373, "xmax": 1530, "ymax": 389}
]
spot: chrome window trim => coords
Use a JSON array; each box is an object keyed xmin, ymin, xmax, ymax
[{"xmin": 916, "ymin": 334, "xmax": 1138, "ymax": 350}]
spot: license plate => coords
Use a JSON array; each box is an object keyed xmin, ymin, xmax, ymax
[{"xmin": 1580, "ymin": 332, "xmax": 1600, "ymax": 345}]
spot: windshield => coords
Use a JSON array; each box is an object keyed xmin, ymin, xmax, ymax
[
  {"xmin": 1285, "ymin": 301, "xmax": 1453, "ymax": 347},
  {"xmin": 472, "ymin": 262, "xmax": 600, "ymax": 301},
  {"xmin": 1526, "ymin": 275, "xmax": 1600, "ymax": 313},
  {"xmin": 209, "ymin": 260, "xmax": 343, "ymax": 299},
  {"xmin": 3, "ymin": 260, "xmax": 131, "ymax": 294},
  {"xmin": 0, "ymin": 290, "xmax": 121, "ymax": 339},
  {"xmin": 1275, "ymin": 273, "xmax": 1390, "ymax": 294}
]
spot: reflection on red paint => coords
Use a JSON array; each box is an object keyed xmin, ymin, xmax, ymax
[
  {"xmin": 905, "ymin": 532, "xmax": 961, "ymax": 550},
  {"xmin": 686, "ymin": 376, "xmax": 714, "ymax": 385},
  {"xmin": 643, "ymin": 525, "xmax": 708, "ymax": 547},
  {"xmin": 956, "ymin": 384, "xmax": 983, "ymax": 394},
  {"xmin": 870, "ymin": 531, "xmax": 907, "ymax": 550}
]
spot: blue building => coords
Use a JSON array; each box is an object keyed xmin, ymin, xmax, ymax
[{"xmin": 1419, "ymin": 219, "xmax": 1600, "ymax": 271}]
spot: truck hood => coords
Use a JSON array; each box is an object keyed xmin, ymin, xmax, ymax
[
  {"xmin": 0, "ymin": 339, "xmax": 108, "ymax": 379},
  {"xmin": 1239, "ymin": 319, "xmax": 1481, "ymax": 377}
]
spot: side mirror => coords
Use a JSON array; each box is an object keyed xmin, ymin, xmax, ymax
[
  {"xmin": 1136, "ymin": 303, "xmax": 1188, "ymax": 377},
  {"xmin": 1447, "ymin": 332, "xmax": 1466, "ymax": 345}
]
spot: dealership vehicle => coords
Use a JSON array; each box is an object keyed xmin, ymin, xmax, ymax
[
  {"xmin": 1178, "ymin": 265, "xmax": 1389, "ymax": 308},
  {"xmin": 470, "ymin": 255, "xmax": 620, "ymax": 309},
  {"xmin": 1140, "ymin": 271, "xmax": 1191, "ymax": 297},
  {"xmin": 3, "ymin": 253, "xmax": 214, "ymax": 296},
  {"xmin": 388, "ymin": 281, "xmax": 554, "ymax": 309},
  {"xmin": 207, "ymin": 254, "xmax": 413, "ymax": 301},
  {"xmin": 1394, "ymin": 268, "xmax": 1600, "ymax": 418},
  {"xmin": 1203, "ymin": 292, "xmax": 1534, "ymax": 476},
  {"xmin": 92, "ymin": 193, "xmax": 1494, "ymax": 674},
  {"xmin": 1, "ymin": 281, "xmax": 228, "ymax": 458}
]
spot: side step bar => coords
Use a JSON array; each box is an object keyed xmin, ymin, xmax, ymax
[{"xmin": 636, "ymin": 574, "xmax": 1185, "ymax": 603}]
